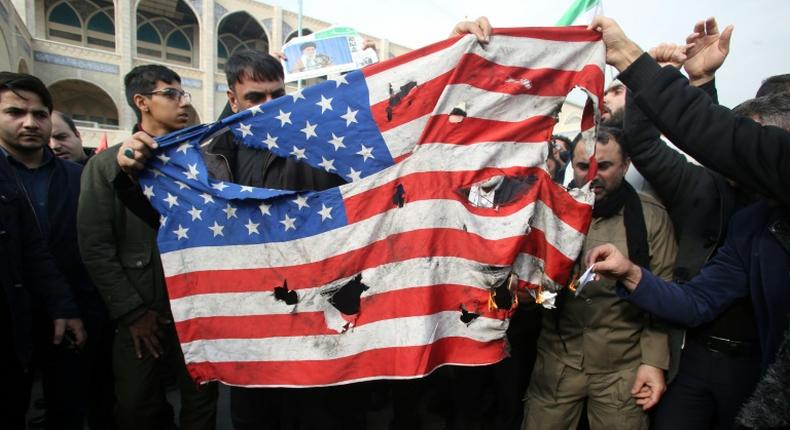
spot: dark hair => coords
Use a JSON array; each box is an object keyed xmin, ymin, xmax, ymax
[
  {"xmin": 551, "ymin": 134, "xmax": 572, "ymax": 151},
  {"xmin": 124, "ymin": 64, "xmax": 181, "ymax": 121},
  {"xmin": 225, "ymin": 49, "xmax": 284, "ymax": 90},
  {"xmin": 732, "ymin": 92, "xmax": 790, "ymax": 131},
  {"xmin": 54, "ymin": 111, "xmax": 78, "ymax": 134},
  {"xmin": 300, "ymin": 41, "xmax": 317, "ymax": 52},
  {"xmin": 756, "ymin": 74, "xmax": 790, "ymax": 98},
  {"xmin": 0, "ymin": 72, "xmax": 53, "ymax": 112},
  {"xmin": 595, "ymin": 125, "xmax": 627, "ymax": 157}
]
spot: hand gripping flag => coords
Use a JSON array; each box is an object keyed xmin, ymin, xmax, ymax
[{"xmin": 138, "ymin": 27, "xmax": 604, "ymax": 387}]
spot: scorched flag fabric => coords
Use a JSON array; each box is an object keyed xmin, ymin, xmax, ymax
[{"xmin": 138, "ymin": 27, "xmax": 604, "ymax": 387}]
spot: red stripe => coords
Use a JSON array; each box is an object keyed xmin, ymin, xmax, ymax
[
  {"xmin": 491, "ymin": 26, "xmax": 603, "ymax": 42},
  {"xmin": 166, "ymin": 230, "xmax": 536, "ymax": 299},
  {"xmin": 363, "ymin": 27, "xmax": 601, "ymax": 79},
  {"xmin": 369, "ymin": 56, "xmax": 604, "ymax": 134},
  {"xmin": 419, "ymin": 115, "xmax": 556, "ymax": 145},
  {"xmin": 186, "ymin": 337, "xmax": 507, "ymax": 386},
  {"xmin": 520, "ymin": 228, "xmax": 578, "ymax": 284},
  {"xmin": 344, "ymin": 166, "xmax": 592, "ymax": 233},
  {"xmin": 174, "ymin": 284, "xmax": 511, "ymax": 343}
]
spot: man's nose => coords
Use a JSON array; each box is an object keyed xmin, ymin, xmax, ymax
[{"xmin": 22, "ymin": 113, "xmax": 39, "ymax": 128}]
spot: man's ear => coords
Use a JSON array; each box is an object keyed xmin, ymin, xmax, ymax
[
  {"xmin": 227, "ymin": 89, "xmax": 239, "ymax": 113},
  {"xmin": 134, "ymin": 94, "xmax": 149, "ymax": 114}
]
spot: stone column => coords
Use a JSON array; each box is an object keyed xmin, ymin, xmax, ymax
[
  {"xmin": 115, "ymin": 0, "xmax": 136, "ymax": 131},
  {"xmin": 270, "ymin": 6, "xmax": 282, "ymax": 54},
  {"xmin": 201, "ymin": 0, "xmax": 216, "ymax": 121},
  {"xmin": 380, "ymin": 38, "xmax": 391, "ymax": 61}
]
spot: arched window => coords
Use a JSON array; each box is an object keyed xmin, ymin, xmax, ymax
[
  {"xmin": 217, "ymin": 40, "xmax": 229, "ymax": 70},
  {"xmin": 86, "ymin": 10, "xmax": 115, "ymax": 49},
  {"xmin": 165, "ymin": 29, "xmax": 192, "ymax": 64},
  {"xmin": 137, "ymin": 22, "xmax": 163, "ymax": 58},
  {"xmin": 48, "ymin": 2, "xmax": 83, "ymax": 43}
]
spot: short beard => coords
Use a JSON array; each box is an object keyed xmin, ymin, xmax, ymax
[{"xmin": 602, "ymin": 108, "xmax": 624, "ymax": 128}]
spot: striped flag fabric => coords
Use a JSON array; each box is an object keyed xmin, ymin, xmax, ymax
[{"xmin": 138, "ymin": 27, "xmax": 604, "ymax": 387}]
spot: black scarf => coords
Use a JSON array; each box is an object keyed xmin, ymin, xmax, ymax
[{"xmin": 592, "ymin": 180, "xmax": 650, "ymax": 268}]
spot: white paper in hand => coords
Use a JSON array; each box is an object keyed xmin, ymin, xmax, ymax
[{"xmin": 574, "ymin": 265, "xmax": 596, "ymax": 297}]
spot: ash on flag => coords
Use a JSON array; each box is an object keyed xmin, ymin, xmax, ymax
[{"xmin": 138, "ymin": 27, "xmax": 604, "ymax": 387}]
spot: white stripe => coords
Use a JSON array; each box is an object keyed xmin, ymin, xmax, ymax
[
  {"xmin": 366, "ymin": 34, "xmax": 604, "ymax": 106},
  {"xmin": 181, "ymin": 312, "xmax": 507, "ymax": 363},
  {"xmin": 513, "ymin": 252, "xmax": 563, "ymax": 292},
  {"xmin": 433, "ymin": 84, "xmax": 566, "ymax": 123},
  {"xmin": 381, "ymin": 113, "xmax": 429, "ymax": 159},
  {"xmin": 342, "ymin": 141, "xmax": 548, "ymax": 199},
  {"xmin": 162, "ymin": 195, "xmax": 583, "ymax": 277},
  {"xmin": 169, "ymin": 256, "xmax": 510, "ymax": 322}
]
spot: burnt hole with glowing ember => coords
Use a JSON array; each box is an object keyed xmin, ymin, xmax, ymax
[
  {"xmin": 273, "ymin": 280, "xmax": 298, "ymax": 305},
  {"xmin": 329, "ymin": 274, "xmax": 370, "ymax": 315},
  {"xmin": 386, "ymin": 81, "xmax": 418, "ymax": 121}
]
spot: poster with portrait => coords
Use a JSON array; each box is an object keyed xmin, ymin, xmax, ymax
[{"xmin": 282, "ymin": 26, "xmax": 379, "ymax": 83}]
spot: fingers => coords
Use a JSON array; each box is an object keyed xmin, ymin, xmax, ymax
[
  {"xmin": 705, "ymin": 17, "xmax": 719, "ymax": 35},
  {"xmin": 693, "ymin": 19, "xmax": 705, "ymax": 36},
  {"xmin": 450, "ymin": 21, "xmax": 487, "ymax": 43},
  {"xmin": 132, "ymin": 332, "xmax": 143, "ymax": 359},
  {"xmin": 584, "ymin": 244, "xmax": 613, "ymax": 267},
  {"xmin": 640, "ymin": 388, "xmax": 662, "ymax": 410},
  {"xmin": 719, "ymin": 24, "xmax": 734, "ymax": 53},
  {"xmin": 143, "ymin": 334, "xmax": 163, "ymax": 359},
  {"xmin": 476, "ymin": 16, "xmax": 492, "ymax": 43},
  {"xmin": 52, "ymin": 318, "xmax": 65, "ymax": 345},
  {"xmin": 68, "ymin": 319, "xmax": 87, "ymax": 347},
  {"xmin": 118, "ymin": 132, "xmax": 157, "ymax": 173}
]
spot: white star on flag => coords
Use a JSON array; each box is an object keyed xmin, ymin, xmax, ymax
[
  {"xmin": 156, "ymin": 154, "xmax": 170, "ymax": 164},
  {"xmin": 183, "ymin": 163, "xmax": 199, "ymax": 180},
  {"xmin": 280, "ymin": 214, "xmax": 296, "ymax": 231},
  {"xmin": 164, "ymin": 192, "xmax": 179, "ymax": 208},
  {"xmin": 249, "ymin": 104, "xmax": 263, "ymax": 116},
  {"xmin": 292, "ymin": 194, "xmax": 309, "ymax": 210},
  {"xmin": 177, "ymin": 143, "xmax": 190, "ymax": 154},
  {"xmin": 188, "ymin": 206, "xmax": 202, "ymax": 221},
  {"xmin": 240, "ymin": 185, "xmax": 254, "ymax": 193},
  {"xmin": 212, "ymin": 182, "xmax": 229, "ymax": 191},
  {"xmin": 290, "ymin": 89, "xmax": 305, "ymax": 102},
  {"xmin": 341, "ymin": 107, "xmax": 358, "ymax": 126},
  {"xmin": 346, "ymin": 167, "xmax": 362, "ymax": 182},
  {"xmin": 143, "ymin": 185, "xmax": 155, "ymax": 199},
  {"xmin": 173, "ymin": 224, "xmax": 189, "ymax": 240},
  {"xmin": 330, "ymin": 74, "xmax": 349, "ymax": 87},
  {"xmin": 245, "ymin": 219, "xmax": 260, "ymax": 235},
  {"xmin": 317, "ymin": 204, "xmax": 333, "ymax": 221},
  {"xmin": 200, "ymin": 193, "xmax": 214, "ymax": 204},
  {"xmin": 264, "ymin": 133, "xmax": 278, "ymax": 149},
  {"xmin": 290, "ymin": 146, "xmax": 307, "ymax": 160},
  {"xmin": 301, "ymin": 121, "xmax": 318, "ymax": 140},
  {"xmin": 237, "ymin": 123, "xmax": 253, "ymax": 138},
  {"xmin": 258, "ymin": 202, "xmax": 271, "ymax": 216},
  {"xmin": 175, "ymin": 181, "xmax": 190, "ymax": 190},
  {"xmin": 276, "ymin": 110, "xmax": 292, "ymax": 126},
  {"xmin": 223, "ymin": 203, "xmax": 238, "ymax": 219},
  {"xmin": 357, "ymin": 145, "xmax": 375, "ymax": 162},
  {"xmin": 318, "ymin": 157, "xmax": 336, "ymax": 172},
  {"xmin": 208, "ymin": 221, "xmax": 224, "ymax": 237},
  {"xmin": 328, "ymin": 133, "xmax": 345, "ymax": 151},
  {"xmin": 316, "ymin": 95, "xmax": 333, "ymax": 114}
]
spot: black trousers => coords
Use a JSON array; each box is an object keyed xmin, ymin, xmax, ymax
[
  {"xmin": 653, "ymin": 338, "xmax": 761, "ymax": 430},
  {"xmin": 230, "ymin": 383, "xmax": 373, "ymax": 430}
]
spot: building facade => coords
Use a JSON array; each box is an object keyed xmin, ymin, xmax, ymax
[
  {"xmin": 1, "ymin": 0, "xmax": 412, "ymax": 146},
  {"xmin": 1, "ymin": 0, "xmax": 584, "ymax": 147}
]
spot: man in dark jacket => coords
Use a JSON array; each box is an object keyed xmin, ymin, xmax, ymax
[
  {"xmin": 79, "ymin": 65, "xmax": 217, "ymax": 430},
  {"xmin": 587, "ymin": 13, "xmax": 790, "ymax": 426},
  {"xmin": 0, "ymin": 72, "xmax": 87, "ymax": 429},
  {"xmin": 621, "ymin": 34, "xmax": 762, "ymax": 429}
]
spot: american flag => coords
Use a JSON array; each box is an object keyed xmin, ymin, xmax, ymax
[{"xmin": 138, "ymin": 27, "xmax": 603, "ymax": 387}]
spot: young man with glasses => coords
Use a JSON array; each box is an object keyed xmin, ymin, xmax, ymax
[{"xmin": 78, "ymin": 64, "xmax": 218, "ymax": 430}]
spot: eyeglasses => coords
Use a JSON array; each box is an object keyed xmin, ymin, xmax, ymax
[{"xmin": 139, "ymin": 88, "xmax": 191, "ymax": 104}]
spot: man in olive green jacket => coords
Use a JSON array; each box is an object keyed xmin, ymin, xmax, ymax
[
  {"xmin": 78, "ymin": 65, "xmax": 217, "ymax": 430},
  {"xmin": 523, "ymin": 127, "xmax": 675, "ymax": 430}
]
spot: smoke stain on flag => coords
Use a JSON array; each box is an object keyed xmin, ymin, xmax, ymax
[
  {"xmin": 392, "ymin": 184, "xmax": 406, "ymax": 208},
  {"xmin": 386, "ymin": 81, "xmax": 418, "ymax": 122}
]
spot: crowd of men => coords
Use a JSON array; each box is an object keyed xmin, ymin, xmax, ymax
[{"xmin": 1, "ymin": 13, "xmax": 788, "ymax": 430}]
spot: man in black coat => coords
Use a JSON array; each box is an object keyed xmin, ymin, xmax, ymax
[{"xmin": 0, "ymin": 72, "xmax": 87, "ymax": 429}]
